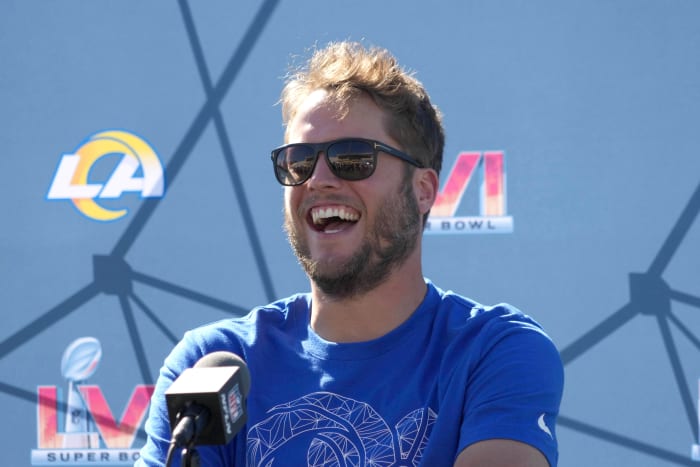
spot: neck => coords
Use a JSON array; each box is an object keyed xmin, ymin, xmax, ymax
[{"xmin": 309, "ymin": 254, "xmax": 427, "ymax": 343}]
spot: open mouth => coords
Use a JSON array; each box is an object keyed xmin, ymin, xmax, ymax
[{"xmin": 309, "ymin": 206, "xmax": 360, "ymax": 234}]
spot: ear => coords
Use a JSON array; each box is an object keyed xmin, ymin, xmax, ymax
[{"xmin": 413, "ymin": 168, "xmax": 439, "ymax": 216}]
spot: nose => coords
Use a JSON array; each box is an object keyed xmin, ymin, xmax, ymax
[{"xmin": 306, "ymin": 152, "xmax": 341, "ymax": 189}]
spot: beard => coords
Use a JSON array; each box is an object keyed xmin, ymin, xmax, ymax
[{"xmin": 284, "ymin": 170, "xmax": 422, "ymax": 300}]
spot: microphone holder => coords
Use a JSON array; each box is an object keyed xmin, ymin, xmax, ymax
[{"xmin": 168, "ymin": 402, "xmax": 209, "ymax": 467}]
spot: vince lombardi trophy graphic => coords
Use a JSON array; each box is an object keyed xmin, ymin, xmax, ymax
[{"xmin": 60, "ymin": 337, "xmax": 102, "ymax": 448}]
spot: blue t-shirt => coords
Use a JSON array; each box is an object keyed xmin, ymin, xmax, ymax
[{"xmin": 137, "ymin": 281, "xmax": 563, "ymax": 466}]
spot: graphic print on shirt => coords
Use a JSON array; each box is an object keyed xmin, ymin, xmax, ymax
[{"xmin": 247, "ymin": 392, "xmax": 437, "ymax": 466}]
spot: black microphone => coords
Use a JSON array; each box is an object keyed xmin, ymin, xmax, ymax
[{"xmin": 165, "ymin": 351, "xmax": 250, "ymax": 448}]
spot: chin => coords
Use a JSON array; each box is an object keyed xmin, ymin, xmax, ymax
[{"xmin": 307, "ymin": 253, "xmax": 350, "ymax": 275}]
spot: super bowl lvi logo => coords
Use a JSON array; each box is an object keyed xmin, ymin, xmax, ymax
[
  {"xmin": 425, "ymin": 150, "xmax": 513, "ymax": 234},
  {"xmin": 32, "ymin": 337, "xmax": 154, "ymax": 465}
]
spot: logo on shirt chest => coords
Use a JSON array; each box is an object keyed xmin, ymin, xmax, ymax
[{"xmin": 246, "ymin": 392, "xmax": 437, "ymax": 466}]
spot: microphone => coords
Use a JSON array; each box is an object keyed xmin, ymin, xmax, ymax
[{"xmin": 165, "ymin": 351, "xmax": 250, "ymax": 448}]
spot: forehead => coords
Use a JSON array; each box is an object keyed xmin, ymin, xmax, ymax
[{"xmin": 285, "ymin": 89, "xmax": 393, "ymax": 145}]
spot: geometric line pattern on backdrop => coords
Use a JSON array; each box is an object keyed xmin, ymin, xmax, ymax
[
  {"xmin": 559, "ymin": 179, "xmax": 700, "ymax": 466},
  {"xmin": 0, "ymin": 0, "xmax": 281, "ymax": 443},
  {"xmin": 0, "ymin": 2, "xmax": 696, "ymax": 464}
]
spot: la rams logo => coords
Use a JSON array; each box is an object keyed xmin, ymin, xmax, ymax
[{"xmin": 47, "ymin": 130, "xmax": 165, "ymax": 221}]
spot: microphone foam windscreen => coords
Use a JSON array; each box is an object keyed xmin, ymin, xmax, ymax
[{"xmin": 194, "ymin": 351, "xmax": 251, "ymax": 396}]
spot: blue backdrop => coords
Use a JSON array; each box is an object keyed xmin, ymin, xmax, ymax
[{"xmin": 2, "ymin": 1, "xmax": 700, "ymax": 465}]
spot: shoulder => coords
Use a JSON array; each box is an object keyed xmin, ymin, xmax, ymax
[
  {"xmin": 429, "ymin": 282, "xmax": 549, "ymax": 344},
  {"xmin": 427, "ymin": 281, "xmax": 562, "ymax": 387}
]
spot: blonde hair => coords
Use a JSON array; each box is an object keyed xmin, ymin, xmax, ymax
[{"xmin": 281, "ymin": 41, "xmax": 444, "ymax": 175}]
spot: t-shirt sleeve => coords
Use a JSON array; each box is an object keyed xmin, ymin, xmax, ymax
[
  {"xmin": 135, "ymin": 353, "xmax": 180, "ymax": 467},
  {"xmin": 135, "ymin": 330, "xmax": 233, "ymax": 467},
  {"xmin": 457, "ymin": 316, "xmax": 564, "ymax": 466}
]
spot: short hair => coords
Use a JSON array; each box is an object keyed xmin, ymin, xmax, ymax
[{"xmin": 280, "ymin": 41, "xmax": 444, "ymax": 176}]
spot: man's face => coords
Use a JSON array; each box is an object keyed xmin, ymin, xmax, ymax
[{"xmin": 283, "ymin": 89, "xmax": 423, "ymax": 299}]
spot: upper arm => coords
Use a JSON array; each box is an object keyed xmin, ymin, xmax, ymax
[
  {"xmin": 454, "ymin": 318, "xmax": 563, "ymax": 466},
  {"xmin": 454, "ymin": 439, "xmax": 550, "ymax": 467}
]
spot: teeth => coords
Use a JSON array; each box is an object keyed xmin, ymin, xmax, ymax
[{"xmin": 311, "ymin": 207, "xmax": 359, "ymax": 224}]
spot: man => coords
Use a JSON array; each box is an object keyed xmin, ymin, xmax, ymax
[{"xmin": 137, "ymin": 41, "xmax": 563, "ymax": 467}]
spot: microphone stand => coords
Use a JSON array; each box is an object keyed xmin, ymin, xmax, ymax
[{"xmin": 181, "ymin": 444, "xmax": 201, "ymax": 467}]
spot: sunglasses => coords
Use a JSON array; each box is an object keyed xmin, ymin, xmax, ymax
[{"xmin": 271, "ymin": 138, "xmax": 423, "ymax": 186}]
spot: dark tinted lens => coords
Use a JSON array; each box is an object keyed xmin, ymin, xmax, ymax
[
  {"xmin": 276, "ymin": 145, "xmax": 316, "ymax": 185},
  {"xmin": 327, "ymin": 140, "xmax": 375, "ymax": 180}
]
